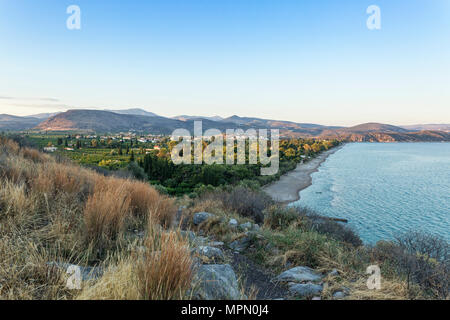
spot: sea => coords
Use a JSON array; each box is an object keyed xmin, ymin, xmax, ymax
[{"xmin": 291, "ymin": 142, "xmax": 450, "ymax": 244}]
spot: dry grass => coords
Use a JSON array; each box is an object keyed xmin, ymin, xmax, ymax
[
  {"xmin": 0, "ymin": 137, "xmax": 183, "ymax": 299},
  {"xmin": 137, "ymin": 229, "xmax": 194, "ymax": 300},
  {"xmin": 148, "ymin": 195, "xmax": 177, "ymax": 228},
  {"xmin": 83, "ymin": 182, "xmax": 132, "ymax": 249},
  {"xmin": 123, "ymin": 180, "xmax": 160, "ymax": 217},
  {"xmin": 76, "ymin": 258, "xmax": 141, "ymax": 300},
  {"xmin": 345, "ymin": 278, "xmax": 414, "ymax": 300}
]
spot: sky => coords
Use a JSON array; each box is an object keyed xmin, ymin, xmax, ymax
[{"xmin": 0, "ymin": 0, "xmax": 449, "ymax": 126}]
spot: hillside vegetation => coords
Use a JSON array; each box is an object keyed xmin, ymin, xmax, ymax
[{"xmin": 0, "ymin": 137, "xmax": 448, "ymax": 300}]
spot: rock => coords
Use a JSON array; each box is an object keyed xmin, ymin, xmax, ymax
[
  {"xmin": 194, "ymin": 246, "xmax": 225, "ymax": 262},
  {"xmin": 239, "ymin": 222, "xmax": 252, "ymax": 231},
  {"xmin": 180, "ymin": 230, "xmax": 196, "ymax": 242},
  {"xmin": 192, "ymin": 264, "xmax": 242, "ymax": 300},
  {"xmin": 47, "ymin": 262, "xmax": 103, "ymax": 281},
  {"xmin": 229, "ymin": 237, "xmax": 251, "ymax": 252},
  {"xmin": 208, "ymin": 241, "xmax": 224, "ymax": 247},
  {"xmin": 329, "ymin": 268, "xmax": 339, "ymax": 277},
  {"xmin": 229, "ymin": 218, "xmax": 238, "ymax": 228},
  {"xmin": 288, "ymin": 283, "xmax": 323, "ymax": 298},
  {"xmin": 333, "ymin": 291, "xmax": 346, "ymax": 299},
  {"xmin": 276, "ymin": 266, "xmax": 322, "ymax": 283},
  {"xmin": 193, "ymin": 212, "xmax": 215, "ymax": 225}
]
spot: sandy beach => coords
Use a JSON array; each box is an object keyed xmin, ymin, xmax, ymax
[{"xmin": 263, "ymin": 145, "xmax": 344, "ymax": 204}]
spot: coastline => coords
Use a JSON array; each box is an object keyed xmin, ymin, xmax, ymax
[{"xmin": 263, "ymin": 145, "xmax": 345, "ymax": 204}]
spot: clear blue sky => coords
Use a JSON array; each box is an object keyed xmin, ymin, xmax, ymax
[{"xmin": 0, "ymin": 0, "xmax": 449, "ymax": 126}]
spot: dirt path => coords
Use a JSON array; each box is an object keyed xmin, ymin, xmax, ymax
[{"xmin": 230, "ymin": 252, "xmax": 288, "ymax": 300}]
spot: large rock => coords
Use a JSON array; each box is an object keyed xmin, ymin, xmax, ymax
[
  {"xmin": 192, "ymin": 264, "xmax": 242, "ymax": 300},
  {"xmin": 276, "ymin": 266, "xmax": 322, "ymax": 283},
  {"xmin": 193, "ymin": 212, "xmax": 215, "ymax": 225},
  {"xmin": 194, "ymin": 246, "xmax": 225, "ymax": 263},
  {"xmin": 288, "ymin": 283, "xmax": 323, "ymax": 298}
]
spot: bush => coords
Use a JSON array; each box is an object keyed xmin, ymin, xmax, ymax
[
  {"xmin": 373, "ymin": 232, "xmax": 449, "ymax": 299},
  {"xmin": 396, "ymin": 232, "xmax": 449, "ymax": 299},
  {"xmin": 264, "ymin": 206, "xmax": 301, "ymax": 230},
  {"xmin": 212, "ymin": 186, "xmax": 273, "ymax": 224},
  {"xmin": 127, "ymin": 161, "xmax": 148, "ymax": 181},
  {"xmin": 306, "ymin": 214, "xmax": 362, "ymax": 247},
  {"xmin": 153, "ymin": 184, "xmax": 169, "ymax": 195}
]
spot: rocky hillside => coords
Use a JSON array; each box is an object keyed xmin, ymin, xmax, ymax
[
  {"xmin": 34, "ymin": 110, "xmax": 248, "ymax": 134},
  {"xmin": 1, "ymin": 109, "xmax": 449, "ymax": 141}
]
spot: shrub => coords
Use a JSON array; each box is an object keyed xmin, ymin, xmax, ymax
[
  {"xmin": 264, "ymin": 205, "xmax": 301, "ymax": 230},
  {"xmin": 127, "ymin": 161, "xmax": 147, "ymax": 181},
  {"xmin": 306, "ymin": 215, "xmax": 362, "ymax": 247},
  {"xmin": 153, "ymin": 184, "xmax": 169, "ymax": 195},
  {"xmin": 373, "ymin": 232, "xmax": 449, "ymax": 299},
  {"xmin": 264, "ymin": 228, "xmax": 340, "ymax": 269},
  {"xmin": 395, "ymin": 232, "xmax": 449, "ymax": 299},
  {"xmin": 200, "ymin": 186, "xmax": 273, "ymax": 224}
]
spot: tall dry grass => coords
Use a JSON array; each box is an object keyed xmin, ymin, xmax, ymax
[
  {"xmin": 138, "ymin": 229, "xmax": 194, "ymax": 300},
  {"xmin": 0, "ymin": 137, "xmax": 182, "ymax": 299},
  {"xmin": 84, "ymin": 180, "xmax": 132, "ymax": 248}
]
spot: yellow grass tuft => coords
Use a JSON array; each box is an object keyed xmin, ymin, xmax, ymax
[{"xmin": 138, "ymin": 229, "xmax": 193, "ymax": 300}]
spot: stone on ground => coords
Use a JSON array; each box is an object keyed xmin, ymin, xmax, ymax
[
  {"xmin": 276, "ymin": 266, "xmax": 322, "ymax": 283},
  {"xmin": 192, "ymin": 264, "xmax": 242, "ymax": 300},
  {"xmin": 288, "ymin": 283, "xmax": 323, "ymax": 298},
  {"xmin": 193, "ymin": 212, "xmax": 215, "ymax": 225},
  {"xmin": 194, "ymin": 246, "xmax": 225, "ymax": 262}
]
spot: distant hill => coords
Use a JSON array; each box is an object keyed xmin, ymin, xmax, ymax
[
  {"xmin": 104, "ymin": 108, "xmax": 158, "ymax": 117},
  {"xmin": 0, "ymin": 114, "xmax": 42, "ymax": 131},
  {"xmin": 28, "ymin": 112, "xmax": 61, "ymax": 119},
  {"xmin": 1, "ymin": 109, "xmax": 449, "ymax": 142},
  {"xmin": 401, "ymin": 124, "xmax": 450, "ymax": 132},
  {"xmin": 34, "ymin": 110, "xmax": 248, "ymax": 134},
  {"xmin": 342, "ymin": 123, "xmax": 409, "ymax": 133},
  {"xmin": 173, "ymin": 115, "xmax": 224, "ymax": 122}
]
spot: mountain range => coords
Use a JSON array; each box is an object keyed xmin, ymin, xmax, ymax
[{"xmin": 1, "ymin": 108, "xmax": 449, "ymax": 142}]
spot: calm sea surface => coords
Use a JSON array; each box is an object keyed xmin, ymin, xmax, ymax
[{"xmin": 291, "ymin": 143, "xmax": 450, "ymax": 244}]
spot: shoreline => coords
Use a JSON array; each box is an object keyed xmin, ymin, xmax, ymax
[{"xmin": 263, "ymin": 145, "xmax": 345, "ymax": 204}]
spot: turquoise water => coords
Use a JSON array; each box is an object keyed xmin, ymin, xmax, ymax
[{"xmin": 291, "ymin": 143, "xmax": 450, "ymax": 244}]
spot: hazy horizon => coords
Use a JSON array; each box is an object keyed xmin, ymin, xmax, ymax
[{"xmin": 1, "ymin": 0, "xmax": 449, "ymax": 126}]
